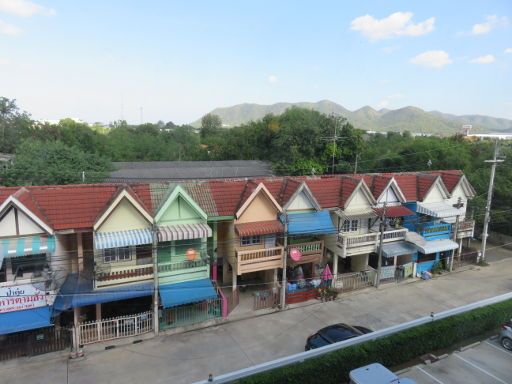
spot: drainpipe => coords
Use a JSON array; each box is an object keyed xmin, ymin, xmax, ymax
[
  {"xmin": 152, "ymin": 225, "xmax": 159, "ymax": 335},
  {"xmin": 280, "ymin": 212, "xmax": 288, "ymax": 309}
]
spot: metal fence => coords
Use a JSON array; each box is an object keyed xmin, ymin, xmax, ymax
[
  {"xmin": 333, "ymin": 268, "xmax": 377, "ymax": 292},
  {"xmin": 78, "ymin": 311, "xmax": 153, "ymax": 345},
  {"xmin": 227, "ymin": 288, "xmax": 240, "ymax": 314},
  {"xmin": 0, "ymin": 327, "xmax": 71, "ymax": 361},
  {"xmin": 253, "ymin": 288, "xmax": 280, "ymax": 310},
  {"xmin": 194, "ymin": 291, "xmax": 512, "ymax": 384},
  {"xmin": 160, "ymin": 299, "xmax": 222, "ymax": 329}
]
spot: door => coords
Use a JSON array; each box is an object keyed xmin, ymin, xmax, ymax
[{"xmin": 264, "ymin": 235, "xmax": 276, "ymax": 248}]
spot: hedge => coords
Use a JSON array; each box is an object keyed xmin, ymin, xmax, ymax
[{"xmin": 237, "ymin": 299, "xmax": 512, "ymax": 384}]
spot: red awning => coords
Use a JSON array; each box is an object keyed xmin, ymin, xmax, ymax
[
  {"xmin": 373, "ymin": 205, "xmax": 415, "ymax": 217},
  {"xmin": 235, "ymin": 220, "xmax": 284, "ymax": 237}
]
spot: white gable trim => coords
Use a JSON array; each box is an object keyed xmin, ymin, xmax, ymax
[
  {"xmin": 0, "ymin": 196, "xmax": 53, "ymax": 235},
  {"xmin": 94, "ymin": 189, "xmax": 153, "ymax": 231},
  {"xmin": 283, "ymin": 182, "xmax": 321, "ymax": 211},
  {"xmin": 422, "ymin": 176, "xmax": 450, "ymax": 202},
  {"xmin": 377, "ymin": 178, "xmax": 407, "ymax": 204},
  {"xmin": 344, "ymin": 180, "xmax": 376, "ymax": 209},
  {"xmin": 453, "ymin": 175, "xmax": 476, "ymax": 198},
  {"xmin": 236, "ymin": 183, "xmax": 283, "ymax": 219}
]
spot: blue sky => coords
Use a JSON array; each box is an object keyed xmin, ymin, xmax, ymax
[{"xmin": 0, "ymin": 0, "xmax": 511, "ymax": 124}]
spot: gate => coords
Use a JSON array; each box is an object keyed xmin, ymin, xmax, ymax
[
  {"xmin": 333, "ymin": 268, "xmax": 377, "ymax": 292},
  {"xmin": 0, "ymin": 327, "xmax": 71, "ymax": 361},
  {"xmin": 253, "ymin": 288, "xmax": 280, "ymax": 310},
  {"xmin": 78, "ymin": 311, "xmax": 153, "ymax": 345}
]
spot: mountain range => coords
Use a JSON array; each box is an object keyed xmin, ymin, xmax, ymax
[{"xmin": 191, "ymin": 100, "xmax": 512, "ymax": 135}]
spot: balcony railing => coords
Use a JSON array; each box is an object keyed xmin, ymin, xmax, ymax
[
  {"xmin": 236, "ymin": 246, "xmax": 284, "ymax": 275},
  {"xmin": 158, "ymin": 259, "xmax": 208, "ymax": 273},
  {"xmin": 336, "ymin": 228, "xmax": 408, "ymax": 256},
  {"xmin": 416, "ymin": 222, "xmax": 451, "ymax": 237},
  {"xmin": 95, "ymin": 264, "xmax": 154, "ymax": 288},
  {"xmin": 286, "ymin": 240, "xmax": 324, "ymax": 265}
]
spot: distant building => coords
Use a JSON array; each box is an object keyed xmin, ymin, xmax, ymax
[
  {"xmin": 106, "ymin": 160, "xmax": 274, "ymax": 182},
  {"xmin": 0, "ymin": 153, "xmax": 13, "ymax": 171}
]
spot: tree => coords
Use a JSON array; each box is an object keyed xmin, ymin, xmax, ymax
[
  {"xmin": 0, "ymin": 97, "xmax": 32, "ymax": 153},
  {"xmin": 200, "ymin": 113, "xmax": 222, "ymax": 138},
  {"xmin": 2, "ymin": 139, "xmax": 111, "ymax": 185}
]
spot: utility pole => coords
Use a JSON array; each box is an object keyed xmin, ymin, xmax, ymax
[
  {"xmin": 280, "ymin": 213, "xmax": 288, "ymax": 309},
  {"xmin": 449, "ymin": 197, "xmax": 463, "ymax": 272},
  {"xmin": 376, "ymin": 203, "xmax": 387, "ymax": 288},
  {"xmin": 481, "ymin": 140, "xmax": 504, "ymax": 262},
  {"xmin": 152, "ymin": 225, "xmax": 159, "ymax": 335}
]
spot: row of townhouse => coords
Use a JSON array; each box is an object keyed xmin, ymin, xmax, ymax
[{"xmin": 0, "ymin": 170, "xmax": 476, "ymax": 356}]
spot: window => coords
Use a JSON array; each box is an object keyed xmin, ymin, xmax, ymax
[
  {"xmin": 103, "ymin": 247, "xmax": 132, "ymax": 263},
  {"xmin": 351, "ymin": 220, "xmax": 359, "ymax": 232},
  {"xmin": 342, "ymin": 220, "xmax": 350, "ymax": 232},
  {"xmin": 240, "ymin": 235, "xmax": 261, "ymax": 246},
  {"xmin": 417, "ymin": 253, "xmax": 436, "ymax": 263},
  {"xmin": 11, "ymin": 254, "xmax": 47, "ymax": 277}
]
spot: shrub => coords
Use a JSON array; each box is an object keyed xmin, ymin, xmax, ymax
[{"xmin": 237, "ymin": 299, "xmax": 512, "ymax": 384}]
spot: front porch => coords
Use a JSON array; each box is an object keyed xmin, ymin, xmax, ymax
[
  {"xmin": 94, "ymin": 264, "xmax": 154, "ymax": 288},
  {"xmin": 234, "ymin": 246, "xmax": 285, "ymax": 275},
  {"xmin": 336, "ymin": 228, "xmax": 408, "ymax": 257}
]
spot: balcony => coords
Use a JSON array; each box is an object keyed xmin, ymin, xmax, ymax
[
  {"xmin": 455, "ymin": 220, "xmax": 475, "ymax": 239},
  {"xmin": 416, "ymin": 222, "xmax": 451, "ymax": 238},
  {"xmin": 337, "ymin": 228, "xmax": 408, "ymax": 257},
  {"xmin": 94, "ymin": 264, "xmax": 154, "ymax": 288},
  {"xmin": 158, "ymin": 257, "xmax": 209, "ymax": 285},
  {"xmin": 235, "ymin": 246, "xmax": 284, "ymax": 275},
  {"xmin": 287, "ymin": 240, "xmax": 324, "ymax": 265}
]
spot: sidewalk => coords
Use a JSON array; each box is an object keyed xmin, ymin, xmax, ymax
[{"xmin": 1, "ymin": 246, "xmax": 511, "ymax": 384}]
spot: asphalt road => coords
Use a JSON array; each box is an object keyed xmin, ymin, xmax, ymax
[{"xmin": 399, "ymin": 338, "xmax": 512, "ymax": 384}]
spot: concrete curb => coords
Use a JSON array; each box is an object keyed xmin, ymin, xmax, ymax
[{"xmin": 459, "ymin": 341, "xmax": 481, "ymax": 351}]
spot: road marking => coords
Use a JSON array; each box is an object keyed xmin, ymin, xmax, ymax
[
  {"xmin": 416, "ymin": 366, "xmax": 445, "ymax": 384},
  {"xmin": 454, "ymin": 353, "xmax": 510, "ymax": 384},
  {"xmin": 485, "ymin": 340, "xmax": 512, "ymax": 356}
]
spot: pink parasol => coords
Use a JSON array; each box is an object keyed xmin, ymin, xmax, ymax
[{"xmin": 321, "ymin": 264, "xmax": 333, "ymax": 280}]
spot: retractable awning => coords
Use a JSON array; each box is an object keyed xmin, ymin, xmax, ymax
[
  {"xmin": 159, "ymin": 279, "xmax": 218, "ymax": 308},
  {"xmin": 235, "ymin": 220, "xmax": 283, "ymax": 237},
  {"xmin": 379, "ymin": 241, "xmax": 417, "ymax": 258},
  {"xmin": 94, "ymin": 228, "xmax": 153, "ymax": 249},
  {"xmin": 405, "ymin": 231, "xmax": 458, "ymax": 254},
  {"xmin": 0, "ymin": 306, "xmax": 52, "ymax": 335},
  {"xmin": 1, "ymin": 235, "xmax": 55, "ymax": 269},
  {"xmin": 417, "ymin": 202, "xmax": 464, "ymax": 218},
  {"xmin": 336, "ymin": 208, "xmax": 377, "ymax": 220},
  {"xmin": 53, "ymin": 274, "xmax": 153, "ymax": 312},
  {"xmin": 157, "ymin": 223, "xmax": 212, "ymax": 242},
  {"xmin": 284, "ymin": 210, "xmax": 337, "ymax": 235}
]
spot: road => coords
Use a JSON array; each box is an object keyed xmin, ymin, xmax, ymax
[
  {"xmin": 399, "ymin": 338, "xmax": 512, "ymax": 384},
  {"xmin": 1, "ymin": 244, "xmax": 512, "ymax": 384}
]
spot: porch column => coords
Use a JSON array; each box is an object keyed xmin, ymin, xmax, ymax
[
  {"xmin": 95, "ymin": 303, "xmax": 102, "ymax": 321},
  {"xmin": 232, "ymin": 268, "xmax": 237, "ymax": 292},
  {"xmin": 212, "ymin": 222, "xmax": 218, "ymax": 281},
  {"xmin": 393, "ymin": 255, "xmax": 397, "ymax": 266},
  {"xmin": 333, "ymin": 254, "xmax": 339, "ymax": 277},
  {"xmin": 222, "ymin": 256, "xmax": 229, "ymax": 284},
  {"xmin": 457, "ymin": 239, "xmax": 463, "ymax": 260},
  {"xmin": 273, "ymin": 268, "xmax": 278, "ymax": 286},
  {"xmin": 77, "ymin": 232, "xmax": 84, "ymax": 273},
  {"xmin": 152, "ymin": 227, "xmax": 159, "ymax": 336},
  {"xmin": 73, "ymin": 307, "xmax": 81, "ymax": 350}
]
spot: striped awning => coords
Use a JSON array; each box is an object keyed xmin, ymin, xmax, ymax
[
  {"xmin": 417, "ymin": 202, "xmax": 464, "ymax": 218},
  {"xmin": 1, "ymin": 236, "xmax": 56, "ymax": 267},
  {"xmin": 336, "ymin": 208, "xmax": 377, "ymax": 220},
  {"xmin": 94, "ymin": 228, "xmax": 153, "ymax": 250},
  {"xmin": 235, "ymin": 220, "xmax": 283, "ymax": 237},
  {"xmin": 157, "ymin": 223, "xmax": 212, "ymax": 242}
]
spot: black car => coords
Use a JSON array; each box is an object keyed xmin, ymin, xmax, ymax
[{"xmin": 305, "ymin": 323, "xmax": 373, "ymax": 350}]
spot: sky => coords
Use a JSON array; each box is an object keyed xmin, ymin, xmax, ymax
[{"xmin": 0, "ymin": 0, "xmax": 511, "ymax": 124}]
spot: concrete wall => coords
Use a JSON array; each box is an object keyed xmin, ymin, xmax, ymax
[{"xmin": 351, "ymin": 253, "xmax": 369, "ymax": 272}]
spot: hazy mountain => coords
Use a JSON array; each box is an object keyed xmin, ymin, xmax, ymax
[{"xmin": 191, "ymin": 100, "xmax": 512, "ymax": 135}]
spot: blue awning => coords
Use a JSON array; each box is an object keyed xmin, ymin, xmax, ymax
[
  {"xmin": 0, "ymin": 306, "xmax": 52, "ymax": 335},
  {"xmin": 283, "ymin": 210, "xmax": 337, "ymax": 235},
  {"xmin": 94, "ymin": 228, "xmax": 153, "ymax": 250},
  {"xmin": 380, "ymin": 241, "xmax": 417, "ymax": 258},
  {"xmin": 1, "ymin": 236, "xmax": 55, "ymax": 267},
  {"xmin": 159, "ymin": 279, "xmax": 217, "ymax": 309},
  {"xmin": 53, "ymin": 274, "xmax": 153, "ymax": 312}
]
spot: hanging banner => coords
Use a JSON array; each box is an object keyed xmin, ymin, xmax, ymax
[{"xmin": 0, "ymin": 284, "xmax": 47, "ymax": 314}]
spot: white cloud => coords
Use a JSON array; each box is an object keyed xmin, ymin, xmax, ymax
[
  {"xmin": 381, "ymin": 45, "xmax": 400, "ymax": 54},
  {"xmin": 0, "ymin": 58, "xmax": 10, "ymax": 64},
  {"xmin": 0, "ymin": 19, "xmax": 21, "ymax": 35},
  {"xmin": 267, "ymin": 74, "xmax": 278, "ymax": 84},
  {"xmin": 350, "ymin": 12, "xmax": 435, "ymax": 41},
  {"xmin": 471, "ymin": 15, "xmax": 507, "ymax": 35},
  {"xmin": 410, "ymin": 50, "xmax": 452, "ymax": 69},
  {"xmin": 377, "ymin": 93, "xmax": 403, "ymax": 109},
  {"xmin": 470, "ymin": 54, "xmax": 495, "ymax": 64},
  {"xmin": 0, "ymin": 0, "xmax": 55, "ymax": 17},
  {"xmin": 505, "ymin": 48, "xmax": 512, "ymax": 54}
]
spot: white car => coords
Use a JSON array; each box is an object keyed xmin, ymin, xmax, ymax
[{"xmin": 500, "ymin": 319, "xmax": 512, "ymax": 350}]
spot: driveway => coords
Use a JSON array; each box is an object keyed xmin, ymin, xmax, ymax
[{"xmin": 1, "ymin": 246, "xmax": 512, "ymax": 384}]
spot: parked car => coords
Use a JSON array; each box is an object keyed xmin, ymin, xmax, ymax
[
  {"xmin": 349, "ymin": 363, "xmax": 416, "ymax": 384},
  {"xmin": 500, "ymin": 319, "xmax": 512, "ymax": 350},
  {"xmin": 305, "ymin": 323, "xmax": 372, "ymax": 350}
]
